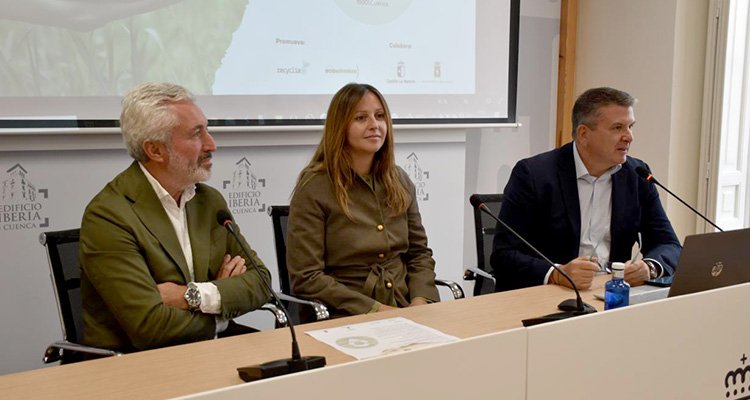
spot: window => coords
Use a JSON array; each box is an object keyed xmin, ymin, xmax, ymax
[{"xmin": 699, "ymin": 0, "xmax": 750, "ymax": 231}]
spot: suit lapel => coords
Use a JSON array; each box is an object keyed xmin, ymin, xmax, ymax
[
  {"xmin": 124, "ymin": 162, "xmax": 191, "ymax": 282},
  {"xmin": 186, "ymin": 188, "xmax": 210, "ymax": 282},
  {"xmin": 557, "ymin": 143, "xmax": 581, "ymax": 241}
]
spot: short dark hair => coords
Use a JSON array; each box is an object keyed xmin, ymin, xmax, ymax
[{"xmin": 571, "ymin": 87, "xmax": 634, "ymax": 138}]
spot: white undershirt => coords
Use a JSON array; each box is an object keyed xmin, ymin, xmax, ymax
[{"xmin": 139, "ymin": 163, "xmax": 223, "ymax": 315}]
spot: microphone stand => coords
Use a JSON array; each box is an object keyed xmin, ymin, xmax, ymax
[
  {"xmin": 218, "ymin": 212, "xmax": 326, "ymax": 382},
  {"xmin": 635, "ymin": 166, "xmax": 723, "ymax": 232},
  {"xmin": 472, "ymin": 202, "xmax": 597, "ymax": 327}
]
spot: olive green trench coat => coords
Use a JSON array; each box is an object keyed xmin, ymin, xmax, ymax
[{"xmin": 287, "ymin": 167, "xmax": 439, "ymax": 316}]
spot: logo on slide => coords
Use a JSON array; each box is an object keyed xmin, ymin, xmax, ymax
[
  {"xmin": 724, "ymin": 353, "xmax": 750, "ymax": 399},
  {"xmin": 402, "ymin": 152, "xmax": 429, "ymax": 201},
  {"xmin": 0, "ymin": 164, "xmax": 50, "ymax": 231},
  {"xmin": 222, "ymin": 157, "xmax": 266, "ymax": 214},
  {"xmin": 335, "ymin": 0, "xmax": 414, "ymax": 25}
]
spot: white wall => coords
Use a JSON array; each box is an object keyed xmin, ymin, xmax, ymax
[{"xmin": 575, "ymin": 0, "xmax": 709, "ymax": 240}]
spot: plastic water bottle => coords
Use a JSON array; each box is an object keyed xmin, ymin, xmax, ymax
[{"xmin": 604, "ymin": 262, "xmax": 630, "ymax": 310}]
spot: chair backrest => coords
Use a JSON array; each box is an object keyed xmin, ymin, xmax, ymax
[
  {"xmin": 269, "ymin": 205, "xmax": 322, "ymax": 324},
  {"xmin": 469, "ymin": 194, "xmax": 503, "ymax": 295},
  {"xmin": 268, "ymin": 205, "xmax": 292, "ymax": 295},
  {"xmin": 40, "ymin": 228, "xmax": 84, "ymax": 345}
]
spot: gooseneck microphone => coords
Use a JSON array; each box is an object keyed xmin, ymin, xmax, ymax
[
  {"xmin": 635, "ymin": 166, "xmax": 723, "ymax": 232},
  {"xmin": 216, "ymin": 210, "xmax": 326, "ymax": 382},
  {"xmin": 469, "ymin": 197, "xmax": 597, "ymax": 326}
]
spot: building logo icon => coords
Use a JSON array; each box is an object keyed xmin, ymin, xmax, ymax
[
  {"xmin": 1, "ymin": 164, "xmax": 50, "ymax": 231},
  {"xmin": 724, "ymin": 353, "xmax": 750, "ymax": 399},
  {"xmin": 222, "ymin": 157, "xmax": 266, "ymax": 215},
  {"xmin": 402, "ymin": 152, "xmax": 429, "ymax": 201},
  {"xmin": 711, "ymin": 261, "xmax": 724, "ymax": 277}
]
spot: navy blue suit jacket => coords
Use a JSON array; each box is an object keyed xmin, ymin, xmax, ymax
[{"xmin": 490, "ymin": 142, "xmax": 681, "ymax": 291}]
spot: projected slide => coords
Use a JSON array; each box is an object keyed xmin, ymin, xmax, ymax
[
  {"xmin": 0, "ymin": 0, "xmax": 247, "ymax": 96},
  {"xmin": 213, "ymin": 0, "xmax": 475, "ymax": 95},
  {"xmin": 0, "ymin": 0, "xmax": 515, "ymax": 125}
]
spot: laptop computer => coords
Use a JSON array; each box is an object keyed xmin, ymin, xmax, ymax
[{"xmin": 667, "ymin": 227, "xmax": 750, "ymax": 297}]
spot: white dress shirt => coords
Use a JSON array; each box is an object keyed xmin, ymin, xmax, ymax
[
  {"xmin": 543, "ymin": 144, "xmax": 621, "ymax": 283},
  {"xmin": 139, "ymin": 164, "xmax": 228, "ymax": 333},
  {"xmin": 573, "ymin": 142, "xmax": 621, "ymax": 268}
]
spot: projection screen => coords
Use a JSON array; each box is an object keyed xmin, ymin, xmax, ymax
[{"xmin": 0, "ymin": 0, "xmax": 519, "ymax": 129}]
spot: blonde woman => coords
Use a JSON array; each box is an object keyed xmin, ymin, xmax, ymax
[{"xmin": 286, "ymin": 83, "xmax": 439, "ymax": 316}]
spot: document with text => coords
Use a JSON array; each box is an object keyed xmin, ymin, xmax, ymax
[{"xmin": 306, "ymin": 317, "xmax": 459, "ymax": 360}]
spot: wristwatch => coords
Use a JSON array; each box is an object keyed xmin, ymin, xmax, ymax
[
  {"xmin": 184, "ymin": 282, "xmax": 201, "ymax": 311},
  {"xmin": 645, "ymin": 260, "xmax": 658, "ymax": 279}
]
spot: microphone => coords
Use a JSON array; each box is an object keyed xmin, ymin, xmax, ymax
[
  {"xmin": 469, "ymin": 196, "xmax": 597, "ymax": 327},
  {"xmin": 635, "ymin": 166, "xmax": 723, "ymax": 232},
  {"xmin": 216, "ymin": 210, "xmax": 326, "ymax": 382}
]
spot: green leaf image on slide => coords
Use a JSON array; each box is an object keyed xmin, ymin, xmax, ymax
[{"xmin": 0, "ymin": 0, "xmax": 249, "ymax": 96}]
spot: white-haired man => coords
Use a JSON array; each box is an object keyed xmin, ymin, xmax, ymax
[{"xmin": 80, "ymin": 82, "xmax": 271, "ymax": 353}]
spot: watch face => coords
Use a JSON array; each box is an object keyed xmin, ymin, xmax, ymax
[{"xmin": 185, "ymin": 284, "xmax": 201, "ymax": 309}]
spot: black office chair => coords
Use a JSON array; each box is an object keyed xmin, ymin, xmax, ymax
[
  {"xmin": 40, "ymin": 229, "xmax": 121, "ymax": 364},
  {"xmin": 463, "ymin": 194, "xmax": 503, "ymax": 296},
  {"xmin": 269, "ymin": 205, "xmax": 464, "ymax": 323},
  {"xmin": 268, "ymin": 206, "xmax": 331, "ymax": 325}
]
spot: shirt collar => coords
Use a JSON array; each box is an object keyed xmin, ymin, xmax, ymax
[
  {"xmin": 573, "ymin": 142, "xmax": 622, "ymax": 182},
  {"xmin": 138, "ymin": 162, "xmax": 196, "ymax": 206}
]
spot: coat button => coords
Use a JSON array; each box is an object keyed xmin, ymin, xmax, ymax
[
  {"xmin": 377, "ymin": 224, "xmax": 384, "ymax": 231},
  {"xmin": 386, "ymin": 281, "xmax": 393, "ymax": 289}
]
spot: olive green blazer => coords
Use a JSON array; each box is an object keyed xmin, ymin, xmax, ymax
[
  {"xmin": 287, "ymin": 167, "xmax": 439, "ymax": 316},
  {"xmin": 80, "ymin": 162, "xmax": 272, "ymax": 352}
]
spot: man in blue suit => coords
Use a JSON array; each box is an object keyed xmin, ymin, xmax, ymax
[{"xmin": 491, "ymin": 87, "xmax": 681, "ymax": 292}]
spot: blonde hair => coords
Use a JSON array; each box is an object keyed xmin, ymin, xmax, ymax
[
  {"xmin": 294, "ymin": 83, "xmax": 410, "ymax": 218},
  {"xmin": 120, "ymin": 82, "xmax": 194, "ymax": 161}
]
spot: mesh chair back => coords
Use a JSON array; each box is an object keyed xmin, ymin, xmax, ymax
[
  {"xmin": 469, "ymin": 194, "xmax": 503, "ymax": 295},
  {"xmin": 268, "ymin": 205, "xmax": 292, "ymax": 295},
  {"xmin": 268, "ymin": 205, "xmax": 318, "ymax": 324},
  {"xmin": 41, "ymin": 229, "xmax": 84, "ymax": 345}
]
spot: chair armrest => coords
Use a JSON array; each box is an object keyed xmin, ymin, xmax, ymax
[
  {"xmin": 43, "ymin": 340, "xmax": 121, "ymax": 363},
  {"xmin": 435, "ymin": 279, "xmax": 465, "ymax": 299},
  {"xmin": 259, "ymin": 293, "xmax": 330, "ymax": 327},
  {"xmin": 277, "ymin": 292, "xmax": 330, "ymax": 321},
  {"xmin": 260, "ymin": 302, "xmax": 288, "ymax": 327},
  {"xmin": 463, "ymin": 267, "xmax": 496, "ymax": 282}
]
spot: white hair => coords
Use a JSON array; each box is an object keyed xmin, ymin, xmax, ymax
[{"xmin": 120, "ymin": 82, "xmax": 195, "ymax": 161}]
